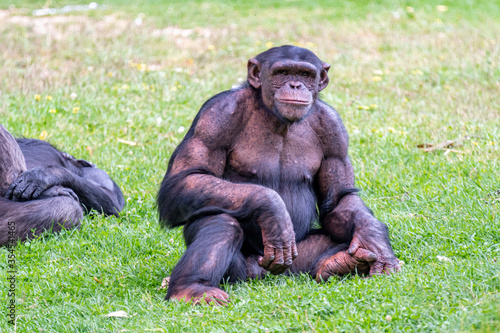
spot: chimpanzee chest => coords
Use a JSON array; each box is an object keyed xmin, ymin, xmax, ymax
[{"xmin": 225, "ymin": 124, "xmax": 323, "ymax": 183}]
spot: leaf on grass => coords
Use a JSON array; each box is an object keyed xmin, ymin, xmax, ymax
[
  {"xmin": 158, "ymin": 276, "xmax": 170, "ymax": 290},
  {"xmin": 418, "ymin": 139, "xmax": 458, "ymax": 152},
  {"xmin": 106, "ymin": 310, "xmax": 128, "ymax": 318},
  {"xmin": 418, "ymin": 135, "xmax": 483, "ymax": 153},
  {"xmin": 117, "ymin": 138, "xmax": 141, "ymax": 146},
  {"xmin": 93, "ymin": 276, "xmax": 101, "ymax": 283},
  {"xmin": 437, "ymin": 255, "xmax": 452, "ymax": 262}
]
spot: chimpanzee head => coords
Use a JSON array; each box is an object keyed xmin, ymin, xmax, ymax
[{"xmin": 247, "ymin": 45, "xmax": 330, "ymax": 123}]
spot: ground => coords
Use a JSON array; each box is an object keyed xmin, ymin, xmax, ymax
[{"xmin": 0, "ymin": 0, "xmax": 499, "ymax": 331}]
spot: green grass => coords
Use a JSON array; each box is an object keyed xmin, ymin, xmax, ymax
[{"xmin": 0, "ymin": 0, "xmax": 499, "ymax": 331}]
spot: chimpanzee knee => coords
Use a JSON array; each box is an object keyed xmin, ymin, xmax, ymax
[{"xmin": 183, "ymin": 213, "xmax": 244, "ymax": 247}]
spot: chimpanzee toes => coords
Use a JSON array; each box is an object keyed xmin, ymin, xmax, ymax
[
  {"xmin": 202, "ymin": 288, "xmax": 230, "ymax": 306},
  {"xmin": 316, "ymin": 250, "xmax": 372, "ymax": 282},
  {"xmin": 168, "ymin": 284, "xmax": 230, "ymax": 306}
]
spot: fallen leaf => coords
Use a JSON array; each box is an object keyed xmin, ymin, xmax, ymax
[
  {"xmin": 418, "ymin": 135, "xmax": 483, "ymax": 152},
  {"xmin": 421, "ymin": 140, "xmax": 457, "ymax": 152},
  {"xmin": 117, "ymin": 138, "xmax": 141, "ymax": 146},
  {"xmin": 106, "ymin": 310, "xmax": 128, "ymax": 318}
]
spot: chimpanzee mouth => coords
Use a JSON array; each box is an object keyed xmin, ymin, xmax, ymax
[{"xmin": 277, "ymin": 99, "xmax": 311, "ymax": 105}]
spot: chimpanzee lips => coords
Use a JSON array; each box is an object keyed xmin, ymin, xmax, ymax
[{"xmin": 277, "ymin": 99, "xmax": 311, "ymax": 105}]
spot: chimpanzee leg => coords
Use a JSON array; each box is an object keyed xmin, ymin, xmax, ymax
[
  {"xmin": 288, "ymin": 231, "xmax": 375, "ymax": 282},
  {"xmin": 166, "ymin": 214, "xmax": 244, "ymax": 305},
  {"xmin": 0, "ymin": 124, "xmax": 83, "ymax": 246},
  {"xmin": 0, "ymin": 196, "xmax": 83, "ymax": 245}
]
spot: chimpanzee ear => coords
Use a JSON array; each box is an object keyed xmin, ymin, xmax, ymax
[
  {"xmin": 247, "ymin": 58, "xmax": 262, "ymax": 89},
  {"xmin": 318, "ymin": 62, "xmax": 330, "ymax": 92}
]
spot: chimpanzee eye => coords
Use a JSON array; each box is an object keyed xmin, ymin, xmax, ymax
[
  {"xmin": 301, "ymin": 71, "xmax": 309, "ymax": 77},
  {"xmin": 278, "ymin": 70, "xmax": 289, "ymax": 76}
]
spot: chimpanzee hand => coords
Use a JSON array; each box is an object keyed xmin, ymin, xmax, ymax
[
  {"xmin": 348, "ymin": 212, "xmax": 400, "ymax": 276},
  {"xmin": 5, "ymin": 167, "xmax": 60, "ymax": 202},
  {"xmin": 259, "ymin": 234, "xmax": 298, "ymax": 275},
  {"xmin": 39, "ymin": 186, "xmax": 79, "ymax": 202},
  {"xmin": 256, "ymin": 190, "xmax": 299, "ymax": 275},
  {"xmin": 258, "ymin": 216, "xmax": 298, "ymax": 275}
]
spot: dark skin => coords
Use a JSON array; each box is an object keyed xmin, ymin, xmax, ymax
[
  {"xmin": 0, "ymin": 124, "xmax": 125, "ymax": 245},
  {"xmin": 158, "ymin": 45, "xmax": 400, "ymax": 305}
]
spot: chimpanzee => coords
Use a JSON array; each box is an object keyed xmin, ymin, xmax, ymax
[
  {"xmin": 158, "ymin": 45, "xmax": 400, "ymax": 305},
  {"xmin": 0, "ymin": 124, "xmax": 125, "ymax": 246}
]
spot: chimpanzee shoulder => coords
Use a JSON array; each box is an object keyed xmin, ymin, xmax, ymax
[
  {"xmin": 165, "ymin": 86, "xmax": 251, "ymax": 174},
  {"xmin": 16, "ymin": 138, "xmax": 72, "ymax": 169},
  {"xmin": 189, "ymin": 87, "xmax": 251, "ymax": 147},
  {"xmin": 309, "ymin": 100, "xmax": 349, "ymax": 159}
]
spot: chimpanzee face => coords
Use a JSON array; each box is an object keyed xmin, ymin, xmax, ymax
[
  {"xmin": 261, "ymin": 60, "xmax": 321, "ymax": 122},
  {"xmin": 247, "ymin": 46, "xmax": 330, "ymax": 123}
]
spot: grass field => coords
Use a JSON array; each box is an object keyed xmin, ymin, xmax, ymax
[{"xmin": 0, "ymin": 0, "xmax": 499, "ymax": 331}]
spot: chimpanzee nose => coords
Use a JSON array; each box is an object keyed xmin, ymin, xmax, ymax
[{"xmin": 288, "ymin": 81, "xmax": 302, "ymax": 89}]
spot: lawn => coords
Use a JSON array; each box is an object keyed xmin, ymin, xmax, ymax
[{"xmin": 0, "ymin": 0, "xmax": 499, "ymax": 331}]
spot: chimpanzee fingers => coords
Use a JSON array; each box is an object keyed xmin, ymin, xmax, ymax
[
  {"xmin": 39, "ymin": 186, "xmax": 79, "ymax": 202},
  {"xmin": 5, "ymin": 181, "xmax": 23, "ymax": 200},
  {"xmin": 382, "ymin": 262, "xmax": 401, "ymax": 275},
  {"xmin": 66, "ymin": 189, "xmax": 79, "ymax": 202},
  {"xmin": 268, "ymin": 247, "xmax": 286, "ymax": 275},
  {"xmin": 10, "ymin": 183, "xmax": 29, "ymax": 201},
  {"xmin": 282, "ymin": 244, "xmax": 295, "ymax": 266},
  {"xmin": 54, "ymin": 187, "xmax": 79, "ymax": 201},
  {"xmin": 5, "ymin": 185, "xmax": 14, "ymax": 199},
  {"xmin": 6, "ymin": 177, "xmax": 27, "ymax": 200},
  {"xmin": 20, "ymin": 185, "xmax": 38, "ymax": 201},
  {"xmin": 31, "ymin": 187, "xmax": 46, "ymax": 200},
  {"xmin": 258, "ymin": 245, "xmax": 276, "ymax": 269},
  {"xmin": 292, "ymin": 241, "xmax": 298, "ymax": 260},
  {"xmin": 351, "ymin": 248, "xmax": 377, "ymax": 263},
  {"xmin": 347, "ymin": 241, "xmax": 360, "ymax": 255},
  {"xmin": 369, "ymin": 262, "xmax": 384, "ymax": 276},
  {"xmin": 12, "ymin": 183, "xmax": 32, "ymax": 201}
]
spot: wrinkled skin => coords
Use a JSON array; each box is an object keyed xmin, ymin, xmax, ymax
[
  {"xmin": 158, "ymin": 45, "xmax": 400, "ymax": 305},
  {"xmin": 0, "ymin": 124, "xmax": 125, "ymax": 245}
]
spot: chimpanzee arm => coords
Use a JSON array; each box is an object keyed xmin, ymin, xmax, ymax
[
  {"xmin": 6, "ymin": 164, "xmax": 124, "ymax": 217},
  {"xmin": 76, "ymin": 166, "xmax": 125, "ymax": 216},
  {"xmin": 315, "ymin": 104, "xmax": 399, "ymax": 275},
  {"xmin": 158, "ymin": 92, "xmax": 297, "ymax": 274}
]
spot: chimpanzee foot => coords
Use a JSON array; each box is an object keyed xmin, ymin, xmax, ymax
[
  {"xmin": 246, "ymin": 255, "xmax": 268, "ymax": 279},
  {"xmin": 39, "ymin": 186, "xmax": 79, "ymax": 202},
  {"xmin": 315, "ymin": 248, "xmax": 377, "ymax": 282},
  {"xmin": 169, "ymin": 284, "xmax": 230, "ymax": 306}
]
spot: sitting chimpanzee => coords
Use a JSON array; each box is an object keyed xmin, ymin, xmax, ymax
[
  {"xmin": 0, "ymin": 124, "xmax": 124, "ymax": 246},
  {"xmin": 158, "ymin": 45, "xmax": 400, "ymax": 305}
]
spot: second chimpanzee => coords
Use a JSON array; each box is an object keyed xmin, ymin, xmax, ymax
[
  {"xmin": 0, "ymin": 125, "xmax": 125, "ymax": 246},
  {"xmin": 158, "ymin": 45, "xmax": 400, "ymax": 305}
]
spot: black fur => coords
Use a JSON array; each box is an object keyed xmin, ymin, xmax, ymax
[{"xmin": 0, "ymin": 126, "xmax": 125, "ymax": 245}]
